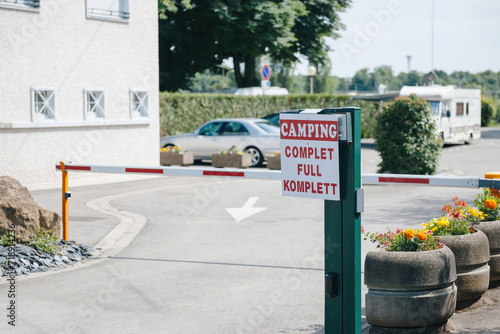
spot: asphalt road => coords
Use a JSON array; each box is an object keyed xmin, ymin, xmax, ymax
[{"xmin": 1, "ymin": 128, "xmax": 500, "ymax": 334}]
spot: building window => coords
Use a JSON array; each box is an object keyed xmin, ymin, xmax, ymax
[
  {"xmin": 456, "ymin": 103, "xmax": 464, "ymax": 116},
  {"xmin": 85, "ymin": 90, "xmax": 105, "ymax": 120},
  {"xmin": 31, "ymin": 88, "xmax": 56, "ymax": 122},
  {"xmin": 86, "ymin": 0, "xmax": 129, "ymax": 22},
  {"xmin": 0, "ymin": 0, "xmax": 40, "ymax": 11},
  {"xmin": 130, "ymin": 90, "xmax": 149, "ymax": 119}
]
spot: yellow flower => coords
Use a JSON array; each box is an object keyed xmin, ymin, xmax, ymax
[
  {"xmin": 420, "ymin": 222, "xmax": 431, "ymax": 229},
  {"xmin": 432, "ymin": 227, "xmax": 438, "ymax": 232},
  {"xmin": 404, "ymin": 229, "xmax": 415, "ymax": 240},
  {"xmin": 437, "ymin": 217, "xmax": 449, "ymax": 227},
  {"xmin": 485, "ymin": 199, "xmax": 497, "ymax": 209},
  {"xmin": 416, "ymin": 232, "xmax": 427, "ymax": 241}
]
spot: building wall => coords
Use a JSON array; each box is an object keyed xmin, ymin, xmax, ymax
[{"xmin": 0, "ymin": 0, "xmax": 159, "ymax": 187}]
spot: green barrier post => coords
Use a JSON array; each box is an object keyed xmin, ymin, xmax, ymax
[{"xmin": 322, "ymin": 107, "xmax": 362, "ymax": 333}]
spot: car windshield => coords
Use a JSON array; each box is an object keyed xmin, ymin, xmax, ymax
[{"xmin": 255, "ymin": 121, "xmax": 280, "ymax": 133}]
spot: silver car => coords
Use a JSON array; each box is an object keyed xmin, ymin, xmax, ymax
[{"xmin": 160, "ymin": 118, "xmax": 280, "ymax": 167}]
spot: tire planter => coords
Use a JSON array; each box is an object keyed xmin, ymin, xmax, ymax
[
  {"xmin": 474, "ymin": 221, "xmax": 500, "ymax": 282},
  {"xmin": 439, "ymin": 230, "xmax": 490, "ymax": 301},
  {"xmin": 365, "ymin": 247, "xmax": 457, "ymax": 328}
]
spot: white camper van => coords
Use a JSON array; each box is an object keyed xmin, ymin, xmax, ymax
[{"xmin": 400, "ymin": 85, "xmax": 481, "ymax": 144}]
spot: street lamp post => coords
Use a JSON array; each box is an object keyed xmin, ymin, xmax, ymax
[
  {"xmin": 407, "ymin": 55, "xmax": 412, "ymax": 85},
  {"xmin": 307, "ymin": 65, "xmax": 317, "ymax": 94}
]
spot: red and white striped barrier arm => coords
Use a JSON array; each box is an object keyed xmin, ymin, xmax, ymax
[
  {"xmin": 361, "ymin": 173, "xmax": 480, "ymax": 188},
  {"xmin": 55, "ymin": 163, "xmax": 499, "ymax": 189},
  {"xmin": 56, "ymin": 163, "xmax": 281, "ymax": 180}
]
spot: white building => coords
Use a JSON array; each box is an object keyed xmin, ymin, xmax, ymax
[{"xmin": 0, "ymin": 0, "xmax": 159, "ymax": 188}]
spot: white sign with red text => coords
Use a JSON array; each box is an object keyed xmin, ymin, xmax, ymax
[{"xmin": 280, "ymin": 113, "xmax": 340, "ymax": 201}]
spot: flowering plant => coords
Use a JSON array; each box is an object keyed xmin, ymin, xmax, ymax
[
  {"xmin": 161, "ymin": 145, "xmax": 184, "ymax": 153},
  {"xmin": 473, "ymin": 188, "xmax": 500, "ymax": 221},
  {"xmin": 421, "ymin": 196, "xmax": 483, "ymax": 236},
  {"xmin": 363, "ymin": 227, "xmax": 444, "ymax": 252},
  {"xmin": 219, "ymin": 145, "xmax": 244, "ymax": 155}
]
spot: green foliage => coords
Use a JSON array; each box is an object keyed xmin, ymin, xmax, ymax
[
  {"xmin": 422, "ymin": 196, "xmax": 484, "ymax": 236},
  {"xmin": 313, "ymin": 61, "xmax": 338, "ymax": 94},
  {"xmin": 364, "ymin": 228, "xmax": 443, "ymax": 252},
  {"xmin": 352, "ymin": 68, "xmax": 372, "ymax": 91},
  {"xmin": 1, "ymin": 228, "xmax": 62, "ymax": 255},
  {"xmin": 189, "ymin": 70, "xmax": 236, "ymax": 92},
  {"xmin": 481, "ymin": 95, "xmax": 497, "ymax": 126},
  {"xmin": 29, "ymin": 228, "xmax": 62, "ymax": 255},
  {"xmin": 423, "ymin": 217, "xmax": 472, "ymax": 236},
  {"xmin": 339, "ymin": 68, "xmax": 500, "ymax": 98},
  {"xmin": 473, "ymin": 188, "xmax": 500, "ymax": 221},
  {"xmin": 158, "ymin": 0, "xmax": 192, "ymax": 19},
  {"xmin": 159, "ymin": 0, "xmax": 351, "ymax": 90},
  {"xmin": 0, "ymin": 232, "xmax": 15, "ymax": 246},
  {"xmin": 220, "ymin": 145, "xmax": 244, "ymax": 155},
  {"xmin": 375, "ymin": 95, "xmax": 441, "ymax": 174},
  {"xmin": 159, "ymin": 93, "xmax": 378, "ymax": 137}
]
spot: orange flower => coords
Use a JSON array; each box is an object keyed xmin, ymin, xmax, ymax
[
  {"xmin": 416, "ymin": 232, "xmax": 427, "ymax": 241},
  {"xmin": 403, "ymin": 229, "xmax": 415, "ymax": 240},
  {"xmin": 485, "ymin": 199, "xmax": 497, "ymax": 209}
]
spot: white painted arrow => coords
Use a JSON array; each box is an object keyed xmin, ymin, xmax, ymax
[{"xmin": 226, "ymin": 197, "xmax": 267, "ymax": 222}]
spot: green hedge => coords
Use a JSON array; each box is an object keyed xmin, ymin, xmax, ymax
[{"xmin": 159, "ymin": 93, "xmax": 379, "ymax": 138}]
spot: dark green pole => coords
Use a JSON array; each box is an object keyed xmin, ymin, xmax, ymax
[{"xmin": 322, "ymin": 108, "xmax": 362, "ymax": 333}]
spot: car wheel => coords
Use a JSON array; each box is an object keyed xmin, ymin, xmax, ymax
[
  {"xmin": 245, "ymin": 146, "xmax": 263, "ymax": 167},
  {"xmin": 162, "ymin": 144, "xmax": 175, "ymax": 149}
]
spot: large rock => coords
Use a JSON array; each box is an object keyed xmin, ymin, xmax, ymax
[{"xmin": 0, "ymin": 176, "xmax": 61, "ymax": 241}]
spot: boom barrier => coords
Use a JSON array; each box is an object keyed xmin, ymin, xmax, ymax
[{"xmin": 56, "ymin": 162, "xmax": 500, "ymax": 188}]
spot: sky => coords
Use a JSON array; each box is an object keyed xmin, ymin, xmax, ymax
[{"xmin": 297, "ymin": 0, "xmax": 500, "ymax": 78}]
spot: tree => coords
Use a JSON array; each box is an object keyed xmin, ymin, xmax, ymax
[
  {"xmin": 371, "ymin": 65, "xmax": 395, "ymax": 91},
  {"xmin": 352, "ymin": 68, "xmax": 373, "ymax": 91},
  {"xmin": 270, "ymin": 61, "xmax": 302, "ymax": 93},
  {"xmin": 313, "ymin": 61, "xmax": 338, "ymax": 94},
  {"xmin": 158, "ymin": 0, "xmax": 351, "ymax": 91}
]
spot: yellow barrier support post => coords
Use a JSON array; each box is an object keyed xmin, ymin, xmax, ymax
[
  {"xmin": 60, "ymin": 162, "xmax": 69, "ymax": 241},
  {"xmin": 485, "ymin": 172, "xmax": 500, "ymax": 199}
]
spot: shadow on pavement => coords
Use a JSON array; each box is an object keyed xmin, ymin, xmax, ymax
[{"xmin": 361, "ymin": 142, "xmax": 376, "ymax": 150}]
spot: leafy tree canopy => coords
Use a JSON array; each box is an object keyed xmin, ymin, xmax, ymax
[{"xmin": 158, "ymin": 0, "xmax": 351, "ymax": 91}]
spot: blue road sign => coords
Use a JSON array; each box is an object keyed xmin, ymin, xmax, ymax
[{"xmin": 260, "ymin": 65, "xmax": 271, "ymax": 80}]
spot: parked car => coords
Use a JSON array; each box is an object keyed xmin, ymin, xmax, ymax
[
  {"xmin": 262, "ymin": 110, "xmax": 302, "ymax": 127},
  {"xmin": 160, "ymin": 118, "xmax": 280, "ymax": 167}
]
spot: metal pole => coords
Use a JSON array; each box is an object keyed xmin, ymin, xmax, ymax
[
  {"xmin": 431, "ymin": 0, "xmax": 434, "ymax": 70},
  {"xmin": 310, "ymin": 76, "xmax": 313, "ymax": 94},
  {"xmin": 407, "ymin": 55, "xmax": 412, "ymax": 85},
  {"xmin": 323, "ymin": 108, "xmax": 362, "ymax": 333},
  {"xmin": 60, "ymin": 161, "xmax": 69, "ymax": 241}
]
